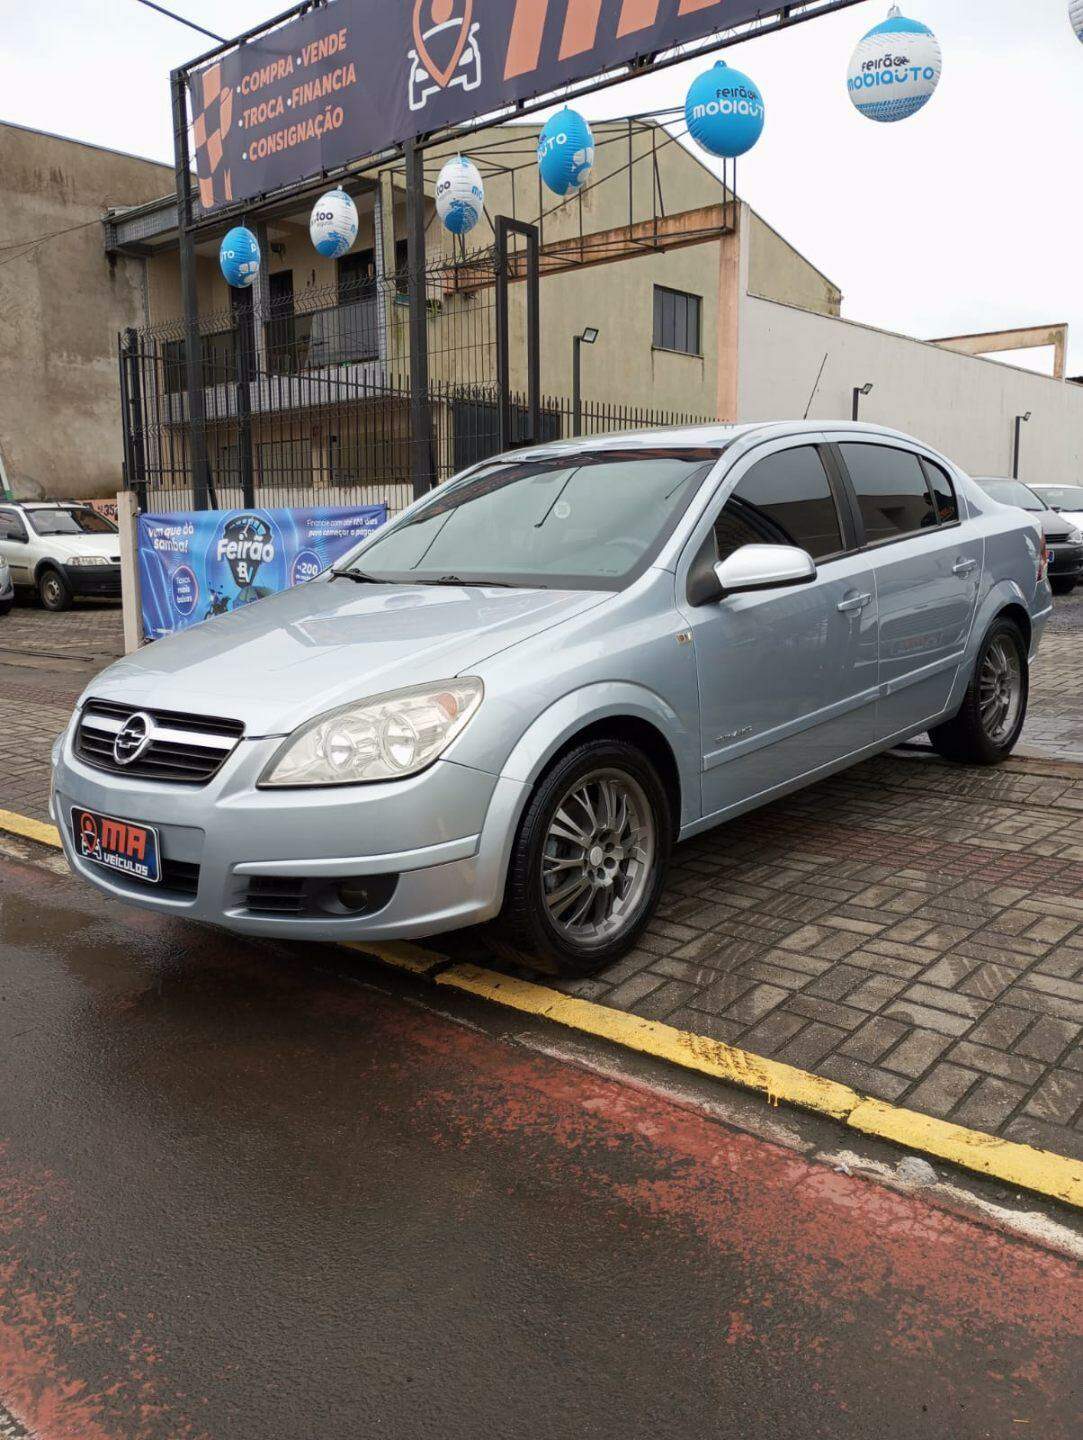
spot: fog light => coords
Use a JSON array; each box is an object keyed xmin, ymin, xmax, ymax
[{"xmin": 335, "ymin": 874, "xmax": 398, "ymax": 915}]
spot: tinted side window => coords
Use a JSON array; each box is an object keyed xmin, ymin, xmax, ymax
[
  {"xmin": 922, "ymin": 459, "xmax": 959, "ymax": 524},
  {"xmin": 840, "ymin": 444, "xmax": 938, "ymax": 543},
  {"xmin": 715, "ymin": 447, "xmax": 844, "ymax": 562},
  {"xmin": 0, "ymin": 510, "xmax": 27, "ymax": 542}
]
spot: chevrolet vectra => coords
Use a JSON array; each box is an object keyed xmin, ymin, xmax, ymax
[{"xmin": 52, "ymin": 422, "xmax": 1050, "ymax": 976}]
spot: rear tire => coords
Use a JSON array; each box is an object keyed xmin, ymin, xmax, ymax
[
  {"xmin": 929, "ymin": 617, "xmax": 1028, "ymax": 766},
  {"xmin": 500, "ymin": 741, "xmax": 672, "ymax": 978},
  {"xmin": 37, "ymin": 567, "xmax": 72, "ymax": 612},
  {"xmin": 1050, "ymin": 578, "xmax": 1076, "ymax": 597}
]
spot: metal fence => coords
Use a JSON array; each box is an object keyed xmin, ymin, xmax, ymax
[{"xmin": 120, "ymin": 241, "xmax": 714, "ymax": 516}]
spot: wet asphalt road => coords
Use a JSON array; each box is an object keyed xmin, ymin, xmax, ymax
[{"xmin": 0, "ymin": 849, "xmax": 1081, "ymax": 1439}]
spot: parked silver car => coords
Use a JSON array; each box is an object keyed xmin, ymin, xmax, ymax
[{"xmin": 51, "ymin": 422, "xmax": 1051, "ymax": 975}]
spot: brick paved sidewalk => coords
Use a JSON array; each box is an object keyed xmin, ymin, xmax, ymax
[{"xmin": 3, "ymin": 594, "xmax": 1083, "ymax": 1162}]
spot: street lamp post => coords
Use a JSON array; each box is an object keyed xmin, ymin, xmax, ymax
[
  {"xmin": 1012, "ymin": 411, "xmax": 1032, "ymax": 479},
  {"xmin": 572, "ymin": 327, "xmax": 600, "ymax": 437},
  {"xmin": 852, "ymin": 382, "xmax": 874, "ymax": 423}
]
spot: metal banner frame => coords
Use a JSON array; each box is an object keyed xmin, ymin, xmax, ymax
[
  {"xmin": 495, "ymin": 218, "xmax": 541, "ymax": 455},
  {"xmin": 164, "ymin": 0, "xmax": 866, "ymax": 509}
]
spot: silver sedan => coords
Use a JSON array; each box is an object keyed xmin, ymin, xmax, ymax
[{"xmin": 51, "ymin": 422, "xmax": 1051, "ymax": 976}]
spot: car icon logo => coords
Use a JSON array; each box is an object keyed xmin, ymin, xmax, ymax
[{"xmin": 114, "ymin": 712, "xmax": 154, "ymax": 767}]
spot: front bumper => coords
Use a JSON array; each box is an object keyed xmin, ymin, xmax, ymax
[
  {"xmin": 1047, "ymin": 542, "xmax": 1083, "ymax": 582},
  {"xmin": 52, "ymin": 723, "xmax": 525, "ymax": 940},
  {"xmin": 64, "ymin": 563, "xmax": 122, "ymax": 598}
]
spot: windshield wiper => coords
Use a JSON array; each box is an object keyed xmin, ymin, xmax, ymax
[
  {"xmin": 331, "ymin": 567, "xmax": 383, "ymax": 584},
  {"xmin": 422, "ymin": 575, "xmax": 521, "ymax": 588}
]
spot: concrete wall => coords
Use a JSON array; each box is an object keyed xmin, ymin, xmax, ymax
[
  {"xmin": 0, "ymin": 124, "xmax": 173, "ymax": 500},
  {"xmin": 747, "ymin": 212, "xmax": 841, "ymax": 319},
  {"xmin": 739, "ymin": 291, "xmax": 1083, "ymax": 484}
]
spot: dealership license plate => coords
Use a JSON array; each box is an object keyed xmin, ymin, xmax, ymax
[{"xmin": 72, "ymin": 807, "xmax": 161, "ymax": 885}]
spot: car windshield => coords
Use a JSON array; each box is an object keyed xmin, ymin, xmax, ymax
[
  {"xmin": 27, "ymin": 507, "xmax": 117, "ymax": 536},
  {"xmin": 1032, "ymin": 485, "xmax": 1083, "ymax": 510},
  {"xmin": 337, "ymin": 447, "xmax": 722, "ymax": 589},
  {"xmin": 978, "ymin": 480, "xmax": 1045, "ymax": 512}
]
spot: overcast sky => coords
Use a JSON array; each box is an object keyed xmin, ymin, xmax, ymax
[{"xmin": 3, "ymin": 0, "xmax": 1080, "ymax": 372}]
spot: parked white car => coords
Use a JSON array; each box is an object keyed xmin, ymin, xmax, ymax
[
  {"xmin": 1028, "ymin": 485, "xmax": 1083, "ymax": 534},
  {"xmin": 0, "ymin": 502, "xmax": 121, "ymax": 611},
  {"xmin": 0, "ymin": 553, "xmax": 12, "ymax": 615}
]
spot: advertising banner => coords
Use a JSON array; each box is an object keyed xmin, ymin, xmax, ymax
[
  {"xmin": 137, "ymin": 505, "xmax": 387, "ymax": 640},
  {"xmin": 191, "ymin": 0, "xmax": 834, "ymax": 210}
]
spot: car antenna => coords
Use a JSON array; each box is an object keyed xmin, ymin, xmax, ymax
[{"xmin": 803, "ymin": 352, "xmax": 829, "ymax": 420}]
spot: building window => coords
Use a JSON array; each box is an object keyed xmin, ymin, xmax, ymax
[{"xmin": 653, "ymin": 286, "xmax": 702, "ymax": 356}]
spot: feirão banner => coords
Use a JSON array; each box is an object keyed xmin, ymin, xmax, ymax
[
  {"xmin": 191, "ymin": 0, "xmax": 840, "ymax": 210},
  {"xmin": 137, "ymin": 505, "xmax": 387, "ymax": 639}
]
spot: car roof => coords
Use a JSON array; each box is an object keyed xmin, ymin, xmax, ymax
[{"xmin": 495, "ymin": 419, "xmax": 954, "ymax": 461}]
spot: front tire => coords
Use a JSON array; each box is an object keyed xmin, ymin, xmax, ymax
[
  {"xmin": 1051, "ymin": 578, "xmax": 1076, "ymax": 597},
  {"xmin": 929, "ymin": 617, "xmax": 1028, "ymax": 766},
  {"xmin": 37, "ymin": 567, "xmax": 73, "ymax": 612},
  {"xmin": 500, "ymin": 741, "xmax": 672, "ymax": 978}
]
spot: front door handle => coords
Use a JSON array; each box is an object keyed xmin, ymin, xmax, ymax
[
  {"xmin": 837, "ymin": 592, "xmax": 873, "ymax": 614},
  {"xmin": 952, "ymin": 557, "xmax": 978, "ymax": 577}
]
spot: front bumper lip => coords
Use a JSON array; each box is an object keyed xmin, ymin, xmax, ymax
[
  {"xmin": 63, "ymin": 564, "xmax": 121, "ymax": 596},
  {"xmin": 52, "ymin": 727, "xmax": 526, "ymax": 941}
]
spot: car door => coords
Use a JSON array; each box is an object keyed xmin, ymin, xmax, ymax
[
  {"xmin": 828, "ymin": 439, "xmax": 982, "ymax": 741},
  {"xmin": 678, "ymin": 439, "xmax": 879, "ymax": 821},
  {"xmin": 0, "ymin": 508, "xmax": 32, "ymax": 585}
]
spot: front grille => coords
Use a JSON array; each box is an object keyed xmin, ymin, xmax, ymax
[
  {"xmin": 76, "ymin": 700, "xmax": 245, "ymax": 785},
  {"xmin": 160, "ymin": 859, "xmax": 201, "ymax": 898},
  {"xmin": 1048, "ymin": 532, "xmax": 1073, "ymax": 544}
]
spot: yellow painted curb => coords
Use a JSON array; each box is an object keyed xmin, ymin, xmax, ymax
[
  {"xmin": 354, "ymin": 945, "xmax": 1083, "ymax": 1211},
  {"xmin": 0, "ymin": 808, "xmax": 61, "ymax": 850},
  {"xmin": 342, "ymin": 940, "xmax": 448, "ymax": 977},
  {"xmin": 5, "ymin": 802, "xmax": 1075, "ymax": 1210}
]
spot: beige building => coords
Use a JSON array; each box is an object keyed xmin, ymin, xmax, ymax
[
  {"xmin": 5, "ymin": 117, "xmax": 1083, "ymax": 505},
  {"xmin": 0, "ymin": 122, "xmax": 174, "ymax": 501}
]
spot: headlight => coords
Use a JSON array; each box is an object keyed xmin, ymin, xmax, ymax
[
  {"xmin": 260, "ymin": 678, "xmax": 484, "ymax": 788},
  {"xmin": 1069, "ymin": 528, "xmax": 1083, "ymax": 544},
  {"xmin": 67, "ymin": 556, "xmax": 111, "ymax": 567}
]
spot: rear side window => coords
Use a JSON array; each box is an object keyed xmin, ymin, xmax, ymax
[
  {"xmin": 715, "ymin": 447, "xmax": 845, "ymax": 562},
  {"xmin": 840, "ymin": 444, "xmax": 938, "ymax": 543},
  {"xmin": 922, "ymin": 460, "xmax": 959, "ymax": 524}
]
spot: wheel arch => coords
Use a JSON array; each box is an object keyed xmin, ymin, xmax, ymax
[{"xmin": 496, "ymin": 683, "xmax": 698, "ymax": 843}]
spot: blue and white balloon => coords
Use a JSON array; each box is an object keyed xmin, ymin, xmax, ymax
[
  {"xmin": 435, "ymin": 156, "xmax": 484, "ymax": 236},
  {"xmin": 684, "ymin": 63, "xmax": 765, "ymax": 159},
  {"xmin": 1071, "ymin": 0, "xmax": 1083, "ymax": 42},
  {"xmin": 309, "ymin": 188, "xmax": 358, "ymax": 259},
  {"xmin": 847, "ymin": 7, "xmax": 942, "ymax": 123},
  {"xmin": 219, "ymin": 226, "xmax": 261, "ymax": 288},
  {"xmin": 537, "ymin": 108, "xmax": 595, "ymax": 196}
]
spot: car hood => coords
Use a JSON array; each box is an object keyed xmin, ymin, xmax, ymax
[
  {"xmin": 1036, "ymin": 511, "xmax": 1080, "ymax": 538},
  {"xmin": 83, "ymin": 578, "xmax": 609, "ymax": 735},
  {"xmin": 43, "ymin": 534, "xmax": 120, "ymax": 560},
  {"xmin": 1043, "ymin": 508, "xmax": 1083, "ymax": 533}
]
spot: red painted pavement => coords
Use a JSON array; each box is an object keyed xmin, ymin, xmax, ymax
[{"xmin": 0, "ymin": 851, "xmax": 1080, "ymax": 1437}]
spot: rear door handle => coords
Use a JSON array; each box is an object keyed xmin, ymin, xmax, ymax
[
  {"xmin": 837, "ymin": 592, "xmax": 873, "ymax": 614},
  {"xmin": 953, "ymin": 557, "xmax": 978, "ymax": 576}
]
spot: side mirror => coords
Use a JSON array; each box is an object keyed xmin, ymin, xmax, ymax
[{"xmin": 714, "ymin": 544, "xmax": 817, "ymax": 598}]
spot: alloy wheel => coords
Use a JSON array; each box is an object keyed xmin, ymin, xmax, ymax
[
  {"xmin": 541, "ymin": 768, "xmax": 657, "ymax": 945},
  {"xmin": 979, "ymin": 635, "xmax": 1023, "ymax": 745}
]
